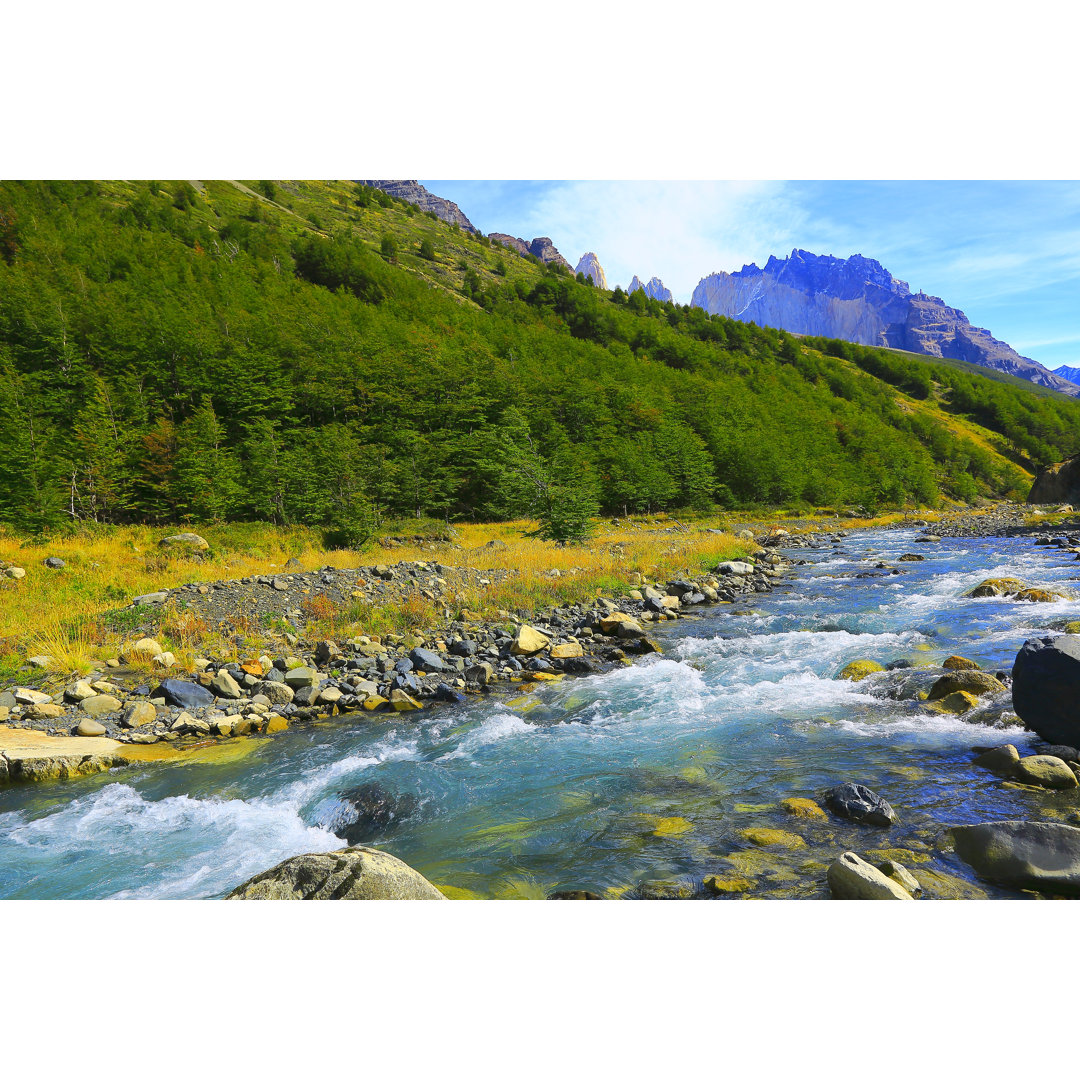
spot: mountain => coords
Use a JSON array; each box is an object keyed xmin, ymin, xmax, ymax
[
  {"xmin": 357, "ymin": 180, "xmax": 478, "ymax": 233},
  {"xmin": 489, "ymin": 234, "xmax": 571, "ymax": 270},
  {"xmin": 692, "ymin": 249, "xmax": 1079, "ymax": 398},
  {"xmin": 574, "ymin": 253, "xmax": 607, "ymax": 289},
  {"xmin": 1054, "ymin": 365, "xmax": 1080, "ymax": 384},
  {"xmin": 628, "ymin": 275, "xmax": 673, "ymax": 302}
]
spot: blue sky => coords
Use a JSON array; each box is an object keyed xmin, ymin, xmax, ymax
[{"xmin": 425, "ymin": 181, "xmax": 1080, "ymax": 372}]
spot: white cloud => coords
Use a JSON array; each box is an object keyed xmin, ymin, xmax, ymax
[{"xmin": 511, "ymin": 181, "xmax": 811, "ymax": 303}]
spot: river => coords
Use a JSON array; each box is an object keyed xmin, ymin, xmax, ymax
[{"xmin": 3, "ymin": 527, "xmax": 1078, "ymax": 899}]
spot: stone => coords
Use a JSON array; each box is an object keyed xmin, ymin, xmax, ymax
[
  {"xmin": 739, "ymin": 827, "xmax": 806, "ymax": 849},
  {"xmin": 75, "ymin": 718, "xmax": 107, "ymax": 737},
  {"xmin": 973, "ymin": 744, "xmax": 1020, "ymax": 776},
  {"xmin": 4, "ymin": 566, "xmax": 26, "ymax": 579},
  {"xmin": 65, "ymin": 680, "xmax": 98, "ymax": 703},
  {"xmin": 129, "ymin": 637, "xmax": 163, "ymax": 658},
  {"xmin": 931, "ymin": 690, "xmax": 982, "ymax": 714},
  {"xmin": 877, "ymin": 859, "xmax": 922, "ymax": 897},
  {"xmin": 227, "ymin": 846, "xmax": 446, "ymax": 900},
  {"xmin": 1012, "ymin": 635, "xmax": 1080, "ymax": 746},
  {"xmin": 409, "ymin": 647, "xmax": 446, "ymax": 672},
  {"xmin": 897, "ymin": 553, "xmax": 925, "ymax": 562},
  {"xmin": 121, "ymin": 701, "xmax": 157, "ymax": 728},
  {"xmin": 827, "ymin": 852, "xmax": 915, "ymax": 900},
  {"xmin": 781, "ymin": 797, "xmax": 827, "ymax": 820},
  {"xmin": 14, "ymin": 688, "xmax": 53, "ymax": 705},
  {"xmin": 926, "ymin": 670, "xmax": 1007, "ymax": 700},
  {"xmin": 825, "ymin": 782, "xmax": 898, "ymax": 826},
  {"xmin": 466, "ymin": 662, "xmax": 494, "ymax": 686},
  {"xmin": 284, "ymin": 666, "xmax": 323, "ymax": 689},
  {"xmin": 157, "ymin": 678, "xmax": 216, "ymax": 710},
  {"xmin": 210, "ymin": 670, "xmax": 243, "ymax": 699},
  {"xmin": 1013, "ymin": 755, "xmax": 1079, "ymax": 789},
  {"xmin": 362, "ymin": 695, "xmax": 389, "ymax": 712},
  {"xmin": 548, "ymin": 890, "xmax": 603, "ymax": 900},
  {"xmin": 599, "ymin": 611, "xmax": 643, "ymax": 636},
  {"xmin": 26, "ymin": 703, "xmax": 65, "ymax": 719},
  {"xmin": 152, "ymin": 652, "xmax": 176, "ymax": 668},
  {"xmin": 0, "ymin": 726, "xmax": 125, "ymax": 784},
  {"xmin": 332, "ymin": 782, "xmax": 419, "ymax": 845},
  {"xmin": 132, "ymin": 591, "xmax": 169, "ymax": 606},
  {"xmin": 81, "ymin": 694, "xmax": 122, "ymax": 718},
  {"xmin": 510, "ymin": 625, "xmax": 551, "ymax": 655},
  {"xmin": 716, "ymin": 561, "xmax": 755, "ymax": 576},
  {"xmin": 550, "ymin": 641, "xmax": 584, "ymax": 659},
  {"xmin": 264, "ymin": 715, "xmax": 289, "ymax": 734},
  {"xmin": 318, "ymin": 686, "xmax": 344, "ymax": 706},
  {"xmin": 703, "ymin": 874, "xmax": 755, "ymax": 895},
  {"xmin": 158, "ymin": 532, "xmax": 209, "ymax": 552},
  {"xmin": 943, "ymin": 655, "xmax": 980, "ymax": 670},
  {"xmin": 314, "ymin": 640, "xmax": 342, "ymax": 665},
  {"xmin": 389, "ymin": 689, "xmax": 422, "ymax": 712},
  {"xmin": 638, "ymin": 880, "xmax": 694, "ymax": 900},
  {"xmin": 838, "ymin": 659, "xmax": 884, "ymax": 681},
  {"xmin": 950, "ymin": 820, "xmax": 1080, "ymax": 895}
]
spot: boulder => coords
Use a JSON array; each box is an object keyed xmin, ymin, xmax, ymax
[
  {"xmin": 926, "ymin": 670, "xmax": 1007, "ymax": 701},
  {"xmin": 157, "ymin": 678, "xmax": 216, "ymax": 710},
  {"xmin": 81, "ymin": 694, "xmax": 122, "ymax": 718},
  {"xmin": 128, "ymin": 637, "xmax": 163, "ymax": 658},
  {"xmin": 599, "ymin": 611, "xmax": 643, "ymax": 636},
  {"xmin": 314, "ymin": 640, "xmax": 342, "ymax": 665},
  {"xmin": 121, "ymin": 702, "xmax": 157, "ymax": 728},
  {"xmin": 43, "ymin": 557, "xmax": 65, "ymax": 569},
  {"xmin": 972, "ymin": 744, "xmax": 1020, "ymax": 776},
  {"xmin": 332, "ymin": 783, "xmax": 419, "ymax": 845},
  {"xmin": 510, "ymin": 625, "xmax": 550, "ymax": 655},
  {"xmin": 942, "ymin": 655, "xmax": 980, "ymax": 671},
  {"xmin": 716, "ymin": 561, "xmax": 755, "ymax": 576},
  {"xmin": 158, "ymin": 532, "xmax": 209, "ymax": 552},
  {"xmin": 4, "ymin": 566, "xmax": 26, "ymax": 579},
  {"xmin": 227, "ymin": 846, "xmax": 446, "ymax": 900},
  {"xmin": 1012, "ymin": 635, "xmax": 1080, "ymax": 746},
  {"xmin": 132, "ymin": 591, "xmax": 169, "ymax": 606},
  {"xmin": 1013, "ymin": 754, "xmax": 1079, "ymax": 789},
  {"xmin": 408, "ymin": 647, "xmax": 446, "ymax": 672},
  {"xmin": 26, "ymin": 703, "xmax": 65, "ymax": 719},
  {"xmin": 284, "ymin": 666, "xmax": 323, "ymax": 689},
  {"xmin": 930, "ymin": 690, "xmax": 981, "ymax": 714},
  {"xmin": 838, "ymin": 659, "xmax": 884, "ymax": 681},
  {"xmin": 877, "ymin": 859, "xmax": 922, "ymax": 897},
  {"xmin": 781, "ymin": 797, "xmax": 827, "ymax": 820},
  {"xmin": 210, "ymin": 670, "xmax": 243, "ymax": 699},
  {"xmin": 825, "ymin": 782, "xmax": 898, "ymax": 826},
  {"xmin": 254, "ymin": 679, "xmax": 294, "ymax": 705},
  {"xmin": 950, "ymin": 820, "xmax": 1080, "ymax": 895},
  {"xmin": 827, "ymin": 852, "xmax": 915, "ymax": 900},
  {"xmin": 75, "ymin": 718, "xmax": 107, "ymax": 737}
]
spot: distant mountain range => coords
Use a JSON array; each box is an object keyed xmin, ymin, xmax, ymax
[
  {"xmin": 369, "ymin": 183, "xmax": 1075, "ymax": 398},
  {"xmin": 691, "ymin": 249, "xmax": 1079, "ymax": 397}
]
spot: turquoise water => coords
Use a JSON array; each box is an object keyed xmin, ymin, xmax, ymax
[{"xmin": 3, "ymin": 528, "xmax": 1080, "ymax": 899}]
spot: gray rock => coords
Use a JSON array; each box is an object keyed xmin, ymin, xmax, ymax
[
  {"xmin": 827, "ymin": 852, "xmax": 914, "ymax": 899},
  {"xmin": 158, "ymin": 532, "xmax": 209, "ymax": 551},
  {"xmin": 81, "ymin": 694, "xmax": 122, "ymax": 718},
  {"xmin": 43, "ymin": 557, "xmax": 65, "ymax": 569},
  {"xmin": 121, "ymin": 702, "xmax": 157, "ymax": 728},
  {"xmin": 825, "ymin": 782, "xmax": 898, "ymax": 826},
  {"xmin": 75, "ymin": 718, "xmax": 107, "ymax": 737},
  {"xmin": 950, "ymin": 820, "xmax": 1080, "ymax": 895},
  {"xmin": 132, "ymin": 591, "xmax": 169, "ymax": 606},
  {"xmin": 254, "ymin": 679, "xmax": 294, "ymax": 705},
  {"xmin": 284, "ymin": 666, "xmax": 323, "ymax": 689},
  {"xmin": 157, "ymin": 678, "xmax": 216, "ymax": 710},
  {"xmin": 972, "ymin": 744, "xmax": 1020, "ymax": 776},
  {"xmin": 210, "ymin": 670, "xmax": 243, "ymax": 699},
  {"xmin": 408, "ymin": 647, "xmax": 446, "ymax": 672},
  {"xmin": 1012, "ymin": 635, "xmax": 1080, "ymax": 747},
  {"xmin": 226, "ymin": 846, "xmax": 447, "ymax": 900}
]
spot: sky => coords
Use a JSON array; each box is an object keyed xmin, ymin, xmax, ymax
[{"xmin": 425, "ymin": 181, "xmax": 1080, "ymax": 373}]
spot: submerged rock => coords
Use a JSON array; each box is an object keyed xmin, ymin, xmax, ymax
[
  {"xmin": 227, "ymin": 846, "xmax": 446, "ymax": 900},
  {"xmin": 637, "ymin": 880, "xmax": 694, "ymax": 900},
  {"xmin": 972, "ymin": 744, "xmax": 1020, "ymax": 777},
  {"xmin": 825, "ymin": 782, "xmax": 898, "ymax": 826},
  {"xmin": 950, "ymin": 820, "xmax": 1080, "ymax": 896},
  {"xmin": 332, "ymin": 782, "xmax": 419, "ymax": 845},
  {"xmin": 1012, "ymin": 635, "xmax": 1080, "ymax": 747}
]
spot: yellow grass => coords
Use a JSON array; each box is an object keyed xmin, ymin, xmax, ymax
[{"xmin": 0, "ymin": 503, "xmax": 1028, "ymax": 678}]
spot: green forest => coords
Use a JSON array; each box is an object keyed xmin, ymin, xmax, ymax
[{"xmin": 0, "ymin": 179, "xmax": 1076, "ymax": 536}]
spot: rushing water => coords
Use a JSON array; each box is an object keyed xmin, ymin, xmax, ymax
[{"xmin": 3, "ymin": 528, "xmax": 1080, "ymax": 900}]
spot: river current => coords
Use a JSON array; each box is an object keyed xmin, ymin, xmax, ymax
[{"xmin": 3, "ymin": 527, "xmax": 1079, "ymax": 900}]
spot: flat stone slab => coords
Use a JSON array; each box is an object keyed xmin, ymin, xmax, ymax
[{"xmin": 0, "ymin": 725, "xmax": 125, "ymax": 784}]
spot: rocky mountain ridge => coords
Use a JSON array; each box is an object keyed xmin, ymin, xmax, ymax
[
  {"xmin": 628, "ymin": 275, "xmax": 673, "ymax": 302},
  {"xmin": 691, "ymin": 249, "xmax": 1078, "ymax": 397},
  {"xmin": 574, "ymin": 252, "xmax": 607, "ymax": 289},
  {"xmin": 356, "ymin": 181, "xmax": 478, "ymax": 233},
  {"xmin": 489, "ymin": 234, "xmax": 571, "ymax": 269},
  {"xmin": 1054, "ymin": 365, "xmax": 1080, "ymax": 385}
]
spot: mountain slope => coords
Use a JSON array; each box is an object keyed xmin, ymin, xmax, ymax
[
  {"xmin": 357, "ymin": 180, "xmax": 478, "ymax": 233},
  {"xmin": 692, "ymin": 249, "xmax": 1078, "ymax": 397},
  {"xmin": 1, "ymin": 180, "xmax": 1078, "ymax": 533},
  {"xmin": 1054, "ymin": 364, "xmax": 1080, "ymax": 384}
]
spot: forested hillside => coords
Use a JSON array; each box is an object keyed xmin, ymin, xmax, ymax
[{"xmin": 1, "ymin": 179, "xmax": 1078, "ymax": 535}]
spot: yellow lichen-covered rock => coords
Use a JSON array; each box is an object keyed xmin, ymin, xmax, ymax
[
  {"xmin": 599, "ymin": 611, "xmax": 643, "ymax": 636},
  {"xmin": 1013, "ymin": 755, "xmax": 1079, "ymax": 789},
  {"xmin": 703, "ymin": 874, "xmax": 755, "ymax": 895},
  {"xmin": 524, "ymin": 671, "xmax": 563, "ymax": 682},
  {"xmin": 1064, "ymin": 621, "xmax": 1080, "ymax": 634},
  {"xmin": 927, "ymin": 671, "xmax": 1008, "ymax": 700},
  {"xmin": 651, "ymin": 816, "xmax": 694, "ymax": 838},
  {"xmin": 928, "ymin": 690, "xmax": 982, "ymax": 714},
  {"xmin": 942, "ymin": 655, "xmax": 981, "ymax": 670},
  {"xmin": 781, "ymin": 797, "xmax": 828, "ymax": 820},
  {"xmin": 0, "ymin": 725, "xmax": 125, "ymax": 784},
  {"xmin": 389, "ymin": 689, "xmax": 422, "ymax": 712},
  {"xmin": 838, "ymin": 659, "xmax": 884, "ymax": 681},
  {"xmin": 510, "ymin": 625, "xmax": 551, "ymax": 655},
  {"xmin": 549, "ymin": 641, "xmax": 584, "ymax": 659},
  {"xmin": 1014, "ymin": 588, "xmax": 1062, "ymax": 603},
  {"xmin": 362, "ymin": 694, "xmax": 389, "ymax": 711},
  {"xmin": 966, "ymin": 577, "xmax": 1030, "ymax": 598},
  {"xmin": 739, "ymin": 827, "xmax": 807, "ymax": 849},
  {"xmin": 264, "ymin": 715, "xmax": 289, "ymax": 733}
]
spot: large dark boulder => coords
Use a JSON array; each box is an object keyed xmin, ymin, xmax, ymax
[
  {"xmin": 331, "ymin": 782, "xmax": 418, "ymax": 844},
  {"xmin": 825, "ymin": 782, "xmax": 898, "ymax": 826},
  {"xmin": 156, "ymin": 678, "xmax": 216, "ymax": 710},
  {"xmin": 950, "ymin": 821, "xmax": 1080, "ymax": 895},
  {"xmin": 1012, "ymin": 635, "xmax": 1080, "ymax": 746}
]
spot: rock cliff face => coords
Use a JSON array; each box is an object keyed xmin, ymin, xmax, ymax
[
  {"xmin": 575, "ymin": 252, "xmax": 607, "ymax": 289},
  {"xmin": 356, "ymin": 181, "xmax": 478, "ymax": 233},
  {"xmin": 1028, "ymin": 453, "xmax": 1080, "ymax": 504},
  {"xmin": 692, "ymin": 249, "xmax": 1079, "ymax": 397},
  {"xmin": 489, "ymin": 234, "xmax": 571, "ymax": 270},
  {"xmin": 627, "ymin": 275, "xmax": 673, "ymax": 302},
  {"xmin": 1054, "ymin": 365, "xmax": 1080, "ymax": 384}
]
